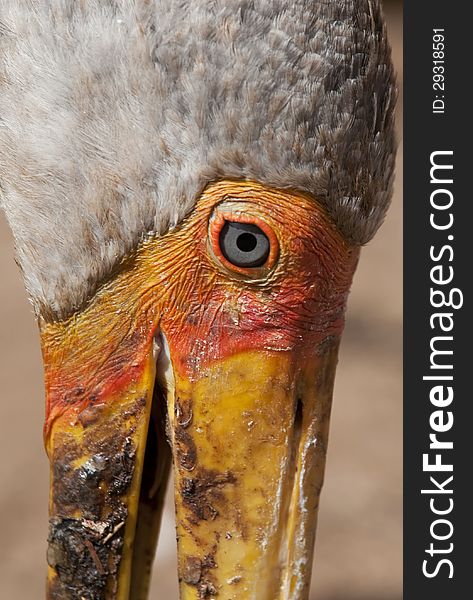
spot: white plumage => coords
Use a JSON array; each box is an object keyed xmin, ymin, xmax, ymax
[{"xmin": 0, "ymin": 0, "xmax": 396, "ymax": 320}]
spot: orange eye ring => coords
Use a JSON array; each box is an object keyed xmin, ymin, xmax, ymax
[{"xmin": 208, "ymin": 209, "xmax": 280, "ymax": 277}]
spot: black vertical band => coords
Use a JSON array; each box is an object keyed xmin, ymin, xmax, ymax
[{"xmin": 404, "ymin": 1, "xmax": 470, "ymax": 597}]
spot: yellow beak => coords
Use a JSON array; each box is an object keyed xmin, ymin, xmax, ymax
[
  {"xmin": 168, "ymin": 346, "xmax": 339, "ymax": 599},
  {"xmin": 45, "ymin": 340, "xmax": 339, "ymax": 600},
  {"xmin": 41, "ymin": 180, "xmax": 358, "ymax": 599}
]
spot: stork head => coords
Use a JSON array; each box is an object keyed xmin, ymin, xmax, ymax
[{"xmin": 0, "ymin": 1, "xmax": 395, "ymax": 599}]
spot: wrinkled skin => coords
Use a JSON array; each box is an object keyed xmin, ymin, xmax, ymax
[{"xmin": 41, "ymin": 180, "xmax": 359, "ymax": 599}]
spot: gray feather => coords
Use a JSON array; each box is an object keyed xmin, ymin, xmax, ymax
[{"xmin": 0, "ymin": 0, "xmax": 396, "ymax": 320}]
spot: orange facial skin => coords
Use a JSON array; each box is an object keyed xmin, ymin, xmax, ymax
[
  {"xmin": 41, "ymin": 179, "xmax": 359, "ymax": 435},
  {"xmin": 41, "ymin": 179, "xmax": 360, "ymax": 599}
]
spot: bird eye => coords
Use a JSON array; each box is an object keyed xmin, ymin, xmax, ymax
[
  {"xmin": 208, "ymin": 203, "xmax": 279, "ymax": 275},
  {"xmin": 219, "ymin": 221, "xmax": 270, "ymax": 268}
]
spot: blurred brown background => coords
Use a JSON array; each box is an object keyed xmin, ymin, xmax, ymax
[{"xmin": 0, "ymin": 2, "xmax": 402, "ymax": 598}]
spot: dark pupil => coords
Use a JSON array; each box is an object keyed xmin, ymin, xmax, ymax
[
  {"xmin": 219, "ymin": 221, "xmax": 270, "ymax": 268},
  {"xmin": 236, "ymin": 232, "xmax": 258, "ymax": 252}
]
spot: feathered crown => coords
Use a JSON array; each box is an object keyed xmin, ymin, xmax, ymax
[{"xmin": 0, "ymin": 0, "xmax": 396, "ymax": 320}]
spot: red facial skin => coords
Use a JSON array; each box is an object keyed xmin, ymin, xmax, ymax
[{"xmin": 40, "ymin": 180, "xmax": 359, "ymax": 436}]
